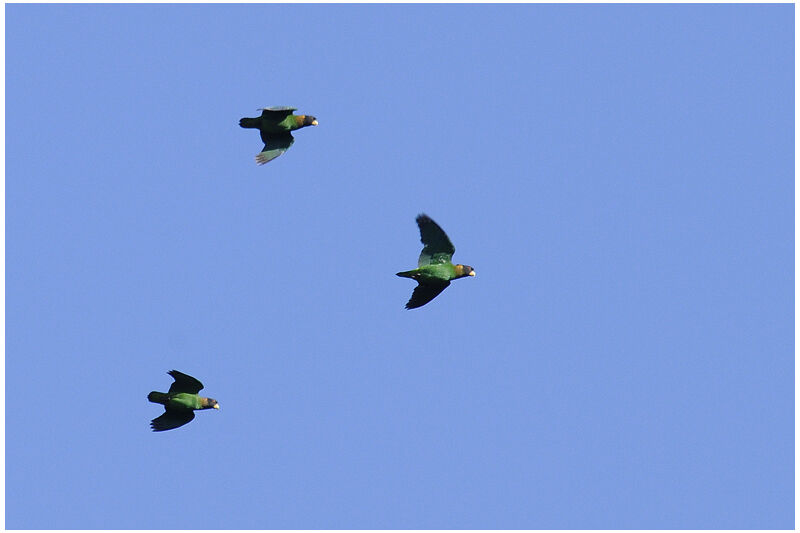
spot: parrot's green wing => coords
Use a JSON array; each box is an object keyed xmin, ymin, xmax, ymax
[
  {"xmin": 406, "ymin": 280, "xmax": 450, "ymax": 309},
  {"xmin": 416, "ymin": 214, "xmax": 456, "ymax": 266},
  {"xmin": 256, "ymin": 132, "xmax": 295, "ymax": 165},
  {"xmin": 259, "ymin": 106, "xmax": 297, "ymax": 123},
  {"xmin": 151, "ymin": 409, "xmax": 195, "ymax": 432},
  {"xmin": 167, "ymin": 370, "xmax": 204, "ymax": 394}
]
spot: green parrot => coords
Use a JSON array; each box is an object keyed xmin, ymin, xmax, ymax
[
  {"xmin": 147, "ymin": 370, "xmax": 219, "ymax": 432},
  {"xmin": 396, "ymin": 214, "xmax": 476, "ymax": 309},
  {"xmin": 239, "ymin": 106, "xmax": 318, "ymax": 164}
]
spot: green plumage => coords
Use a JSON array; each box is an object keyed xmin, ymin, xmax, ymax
[
  {"xmin": 238, "ymin": 106, "xmax": 318, "ymax": 165},
  {"xmin": 147, "ymin": 370, "xmax": 219, "ymax": 432},
  {"xmin": 396, "ymin": 214, "xmax": 475, "ymax": 309}
]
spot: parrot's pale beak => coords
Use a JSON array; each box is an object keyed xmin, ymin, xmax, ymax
[
  {"xmin": 311, "ymin": 119, "xmax": 318, "ymax": 126},
  {"xmin": 213, "ymin": 404, "xmax": 220, "ymax": 409},
  {"xmin": 469, "ymin": 271, "xmax": 476, "ymax": 277}
]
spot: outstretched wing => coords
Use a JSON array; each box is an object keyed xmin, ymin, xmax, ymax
[
  {"xmin": 259, "ymin": 106, "xmax": 297, "ymax": 123},
  {"xmin": 167, "ymin": 370, "xmax": 204, "ymax": 394},
  {"xmin": 151, "ymin": 409, "xmax": 195, "ymax": 432},
  {"xmin": 416, "ymin": 214, "xmax": 455, "ymax": 266},
  {"xmin": 405, "ymin": 280, "xmax": 450, "ymax": 309},
  {"xmin": 255, "ymin": 132, "xmax": 295, "ymax": 165}
]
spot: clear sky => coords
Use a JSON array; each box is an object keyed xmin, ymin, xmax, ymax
[{"xmin": 6, "ymin": 3, "xmax": 793, "ymax": 529}]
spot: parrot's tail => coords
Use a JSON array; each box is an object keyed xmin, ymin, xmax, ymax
[
  {"xmin": 147, "ymin": 391, "xmax": 169, "ymax": 404},
  {"xmin": 238, "ymin": 117, "xmax": 261, "ymax": 129}
]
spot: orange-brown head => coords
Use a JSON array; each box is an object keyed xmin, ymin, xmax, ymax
[
  {"xmin": 295, "ymin": 115, "xmax": 318, "ymax": 128},
  {"xmin": 200, "ymin": 397, "xmax": 220, "ymax": 410},
  {"xmin": 454, "ymin": 264, "xmax": 476, "ymax": 279}
]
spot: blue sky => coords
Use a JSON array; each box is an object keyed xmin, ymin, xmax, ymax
[{"xmin": 6, "ymin": 3, "xmax": 793, "ymax": 529}]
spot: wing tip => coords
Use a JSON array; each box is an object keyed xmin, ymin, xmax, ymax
[
  {"xmin": 260, "ymin": 106, "xmax": 297, "ymax": 112},
  {"xmin": 255, "ymin": 152, "xmax": 277, "ymax": 165},
  {"xmin": 404, "ymin": 294, "xmax": 425, "ymax": 310}
]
